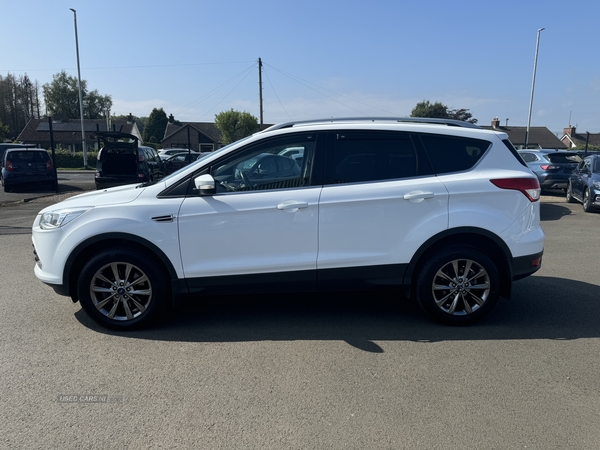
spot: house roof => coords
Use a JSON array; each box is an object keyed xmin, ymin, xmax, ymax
[
  {"xmin": 561, "ymin": 132, "xmax": 600, "ymax": 148},
  {"xmin": 163, "ymin": 122, "xmax": 223, "ymax": 143},
  {"xmin": 17, "ymin": 118, "xmax": 140, "ymax": 144},
  {"xmin": 480, "ymin": 125, "xmax": 567, "ymax": 149}
]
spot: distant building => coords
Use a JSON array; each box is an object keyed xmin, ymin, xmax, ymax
[
  {"xmin": 161, "ymin": 114, "xmax": 223, "ymax": 152},
  {"xmin": 17, "ymin": 115, "xmax": 142, "ymax": 151},
  {"xmin": 481, "ymin": 117, "xmax": 567, "ymax": 149},
  {"xmin": 560, "ymin": 125, "xmax": 600, "ymax": 149}
]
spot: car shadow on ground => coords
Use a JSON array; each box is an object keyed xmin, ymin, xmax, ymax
[
  {"xmin": 76, "ymin": 275, "xmax": 600, "ymax": 352},
  {"xmin": 540, "ymin": 203, "xmax": 572, "ymax": 221}
]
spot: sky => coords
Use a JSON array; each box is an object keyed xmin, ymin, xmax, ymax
[{"xmin": 2, "ymin": 0, "xmax": 599, "ymax": 134}]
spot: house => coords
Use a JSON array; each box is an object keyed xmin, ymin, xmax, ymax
[
  {"xmin": 560, "ymin": 125, "xmax": 600, "ymax": 149},
  {"xmin": 480, "ymin": 118, "xmax": 567, "ymax": 149},
  {"xmin": 160, "ymin": 114, "xmax": 273, "ymax": 151},
  {"xmin": 17, "ymin": 115, "xmax": 142, "ymax": 151},
  {"xmin": 161, "ymin": 114, "xmax": 223, "ymax": 152}
]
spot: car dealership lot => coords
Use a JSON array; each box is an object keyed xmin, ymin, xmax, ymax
[{"xmin": 1, "ymin": 196, "xmax": 599, "ymax": 449}]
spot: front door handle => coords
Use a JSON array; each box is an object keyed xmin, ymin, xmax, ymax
[
  {"xmin": 403, "ymin": 191, "xmax": 434, "ymax": 202},
  {"xmin": 277, "ymin": 200, "xmax": 309, "ymax": 211}
]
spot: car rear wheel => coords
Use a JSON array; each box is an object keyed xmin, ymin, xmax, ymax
[
  {"xmin": 566, "ymin": 182, "xmax": 577, "ymax": 203},
  {"xmin": 416, "ymin": 247, "xmax": 500, "ymax": 325},
  {"xmin": 77, "ymin": 248, "xmax": 169, "ymax": 330}
]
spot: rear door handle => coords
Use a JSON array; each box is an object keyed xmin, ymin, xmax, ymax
[{"xmin": 403, "ymin": 191, "xmax": 434, "ymax": 202}]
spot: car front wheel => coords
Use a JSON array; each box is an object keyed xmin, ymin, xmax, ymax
[
  {"xmin": 583, "ymin": 188, "xmax": 594, "ymax": 212},
  {"xmin": 416, "ymin": 247, "xmax": 500, "ymax": 325},
  {"xmin": 77, "ymin": 248, "xmax": 169, "ymax": 330},
  {"xmin": 566, "ymin": 182, "xmax": 577, "ymax": 203}
]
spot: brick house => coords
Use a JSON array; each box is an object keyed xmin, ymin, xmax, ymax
[
  {"xmin": 161, "ymin": 114, "xmax": 223, "ymax": 152},
  {"xmin": 560, "ymin": 125, "xmax": 600, "ymax": 149},
  {"xmin": 480, "ymin": 117, "xmax": 566, "ymax": 149}
]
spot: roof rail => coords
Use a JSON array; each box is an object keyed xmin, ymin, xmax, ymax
[{"xmin": 262, "ymin": 117, "xmax": 481, "ymax": 132}]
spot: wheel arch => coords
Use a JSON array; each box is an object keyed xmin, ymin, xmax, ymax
[
  {"xmin": 403, "ymin": 227, "xmax": 513, "ymax": 299},
  {"xmin": 63, "ymin": 232, "xmax": 183, "ymax": 303}
]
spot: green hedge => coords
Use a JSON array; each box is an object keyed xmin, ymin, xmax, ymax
[{"xmin": 47, "ymin": 149, "xmax": 98, "ymax": 169}]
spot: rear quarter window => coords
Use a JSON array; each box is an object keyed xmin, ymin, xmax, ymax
[{"xmin": 419, "ymin": 134, "xmax": 491, "ymax": 174}]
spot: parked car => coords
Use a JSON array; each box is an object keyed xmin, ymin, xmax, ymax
[
  {"xmin": 159, "ymin": 148, "xmax": 192, "ymax": 161},
  {"xmin": 0, "ymin": 143, "xmax": 30, "ymax": 163},
  {"xmin": 1, "ymin": 148, "xmax": 57, "ymax": 192},
  {"xmin": 566, "ymin": 153, "xmax": 600, "ymax": 212},
  {"xmin": 32, "ymin": 117, "xmax": 544, "ymax": 330},
  {"xmin": 94, "ymin": 132, "xmax": 166, "ymax": 189},
  {"xmin": 518, "ymin": 149, "xmax": 581, "ymax": 190},
  {"xmin": 163, "ymin": 152, "xmax": 206, "ymax": 174}
]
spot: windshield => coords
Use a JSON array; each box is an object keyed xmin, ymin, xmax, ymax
[
  {"xmin": 159, "ymin": 136, "xmax": 253, "ymax": 183},
  {"xmin": 594, "ymin": 159, "xmax": 600, "ymax": 174}
]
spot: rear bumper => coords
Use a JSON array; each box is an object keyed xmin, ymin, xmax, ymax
[{"xmin": 511, "ymin": 251, "xmax": 543, "ymax": 281}]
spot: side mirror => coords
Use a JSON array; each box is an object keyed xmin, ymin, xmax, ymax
[{"xmin": 194, "ymin": 174, "xmax": 216, "ymax": 196}]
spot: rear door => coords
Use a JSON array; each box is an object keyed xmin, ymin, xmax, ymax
[{"xmin": 317, "ymin": 131, "xmax": 448, "ymax": 282}]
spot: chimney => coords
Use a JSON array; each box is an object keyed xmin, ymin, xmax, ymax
[
  {"xmin": 563, "ymin": 125, "xmax": 576, "ymax": 136},
  {"xmin": 127, "ymin": 113, "xmax": 133, "ymax": 123},
  {"xmin": 168, "ymin": 114, "xmax": 175, "ymax": 124},
  {"xmin": 491, "ymin": 117, "xmax": 500, "ymax": 129}
]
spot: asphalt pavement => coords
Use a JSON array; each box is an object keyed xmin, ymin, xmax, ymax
[
  {"xmin": 1, "ymin": 195, "xmax": 600, "ymax": 449},
  {"xmin": 0, "ymin": 170, "xmax": 95, "ymax": 207}
]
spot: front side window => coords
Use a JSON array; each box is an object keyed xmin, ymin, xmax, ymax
[{"xmin": 211, "ymin": 134, "xmax": 316, "ymax": 193}]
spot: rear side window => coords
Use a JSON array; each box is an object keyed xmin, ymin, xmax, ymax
[
  {"xmin": 329, "ymin": 132, "xmax": 419, "ymax": 184},
  {"xmin": 419, "ymin": 134, "xmax": 491, "ymax": 174}
]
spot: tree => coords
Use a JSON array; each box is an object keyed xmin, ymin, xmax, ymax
[
  {"xmin": 410, "ymin": 100, "xmax": 477, "ymax": 124},
  {"xmin": 42, "ymin": 70, "xmax": 112, "ymax": 120},
  {"xmin": 142, "ymin": 108, "xmax": 168, "ymax": 144},
  {"xmin": 0, "ymin": 118, "xmax": 9, "ymax": 141},
  {"xmin": 0, "ymin": 73, "xmax": 42, "ymax": 140},
  {"xmin": 214, "ymin": 109, "xmax": 259, "ymax": 145}
]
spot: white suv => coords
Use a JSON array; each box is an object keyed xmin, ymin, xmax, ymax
[{"xmin": 32, "ymin": 118, "xmax": 544, "ymax": 330}]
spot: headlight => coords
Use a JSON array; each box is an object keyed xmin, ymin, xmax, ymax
[
  {"xmin": 39, "ymin": 207, "xmax": 93, "ymax": 229},
  {"xmin": 593, "ymin": 182, "xmax": 600, "ymax": 189}
]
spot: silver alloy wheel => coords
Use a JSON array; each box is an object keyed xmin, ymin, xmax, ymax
[
  {"xmin": 431, "ymin": 258, "xmax": 491, "ymax": 316},
  {"xmin": 89, "ymin": 261, "xmax": 153, "ymax": 321}
]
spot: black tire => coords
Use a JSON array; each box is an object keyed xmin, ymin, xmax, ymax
[
  {"xmin": 566, "ymin": 182, "xmax": 577, "ymax": 203},
  {"xmin": 77, "ymin": 247, "xmax": 169, "ymax": 330},
  {"xmin": 583, "ymin": 188, "xmax": 594, "ymax": 213},
  {"xmin": 415, "ymin": 247, "xmax": 500, "ymax": 325}
]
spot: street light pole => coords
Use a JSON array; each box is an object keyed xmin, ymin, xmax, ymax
[
  {"xmin": 525, "ymin": 27, "xmax": 545, "ymax": 150},
  {"xmin": 70, "ymin": 8, "xmax": 87, "ymax": 168}
]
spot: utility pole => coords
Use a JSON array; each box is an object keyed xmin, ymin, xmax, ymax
[
  {"xmin": 258, "ymin": 58, "xmax": 263, "ymax": 128},
  {"xmin": 70, "ymin": 8, "xmax": 87, "ymax": 168},
  {"xmin": 525, "ymin": 27, "xmax": 544, "ymax": 150}
]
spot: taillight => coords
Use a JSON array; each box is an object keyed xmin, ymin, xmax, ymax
[
  {"xmin": 490, "ymin": 178, "xmax": 541, "ymax": 202},
  {"xmin": 540, "ymin": 164, "xmax": 560, "ymax": 170},
  {"xmin": 6, "ymin": 160, "xmax": 13, "ymax": 171},
  {"xmin": 46, "ymin": 159, "xmax": 53, "ymax": 171},
  {"xmin": 138, "ymin": 154, "xmax": 145, "ymax": 162}
]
